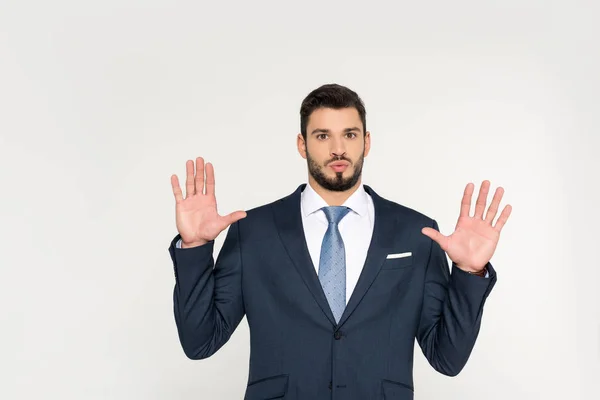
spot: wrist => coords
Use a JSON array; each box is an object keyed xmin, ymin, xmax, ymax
[
  {"xmin": 181, "ymin": 239, "xmax": 208, "ymax": 248},
  {"xmin": 455, "ymin": 262, "xmax": 487, "ymax": 277},
  {"xmin": 468, "ymin": 267, "xmax": 487, "ymax": 277}
]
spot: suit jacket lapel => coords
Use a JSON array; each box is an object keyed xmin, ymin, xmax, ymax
[
  {"xmin": 273, "ymin": 184, "xmax": 337, "ymax": 326},
  {"xmin": 337, "ymin": 185, "xmax": 397, "ymax": 328}
]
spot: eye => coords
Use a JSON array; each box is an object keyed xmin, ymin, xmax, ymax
[
  {"xmin": 317, "ymin": 134, "xmax": 328, "ymax": 140},
  {"xmin": 346, "ymin": 132, "xmax": 357, "ymax": 138}
]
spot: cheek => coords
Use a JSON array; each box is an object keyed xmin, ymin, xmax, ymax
[
  {"xmin": 347, "ymin": 149, "xmax": 363, "ymax": 162},
  {"xmin": 307, "ymin": 144, "xmax": 329, "ymax": 161}
]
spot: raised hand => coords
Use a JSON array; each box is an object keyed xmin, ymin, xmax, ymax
[
  {"xmin": 421, "ymin": 180, "xmax": 512, "ymax": 273},
  {"xmin": 171, "ymin": 157, "xmax": 247, "ymax": 248}
]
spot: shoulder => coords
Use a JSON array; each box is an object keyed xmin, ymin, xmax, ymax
[{"xmin": 370, "ymin": 188, "xmax": 437, "ymax": 229}]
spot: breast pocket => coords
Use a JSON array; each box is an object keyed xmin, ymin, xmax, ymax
[{"xmin": 380, "ymin": 255, "xmax": 413, "ymax": 270}]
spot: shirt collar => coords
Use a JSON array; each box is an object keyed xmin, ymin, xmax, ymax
[{"xmin": 301, "ymin": 182, "xmax": 370, "ymax": 217}]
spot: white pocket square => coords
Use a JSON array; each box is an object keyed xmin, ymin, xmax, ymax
[{"xmin": 386, "ymin": 252, "xmax": 412, "ymax": 259}]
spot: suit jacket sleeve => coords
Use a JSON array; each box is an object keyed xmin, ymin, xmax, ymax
[
  {"xmin": 168, "ymin": 221, "xmax": 245, "ymax": 360},
  {"xmin": 416, "ymin": 219, "xmax": 497, "ymax": 376}
]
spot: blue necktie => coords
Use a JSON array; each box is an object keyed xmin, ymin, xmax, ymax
[{"xmin": 318, "ymin": 206, "xmax": 351, "ymax": 323}]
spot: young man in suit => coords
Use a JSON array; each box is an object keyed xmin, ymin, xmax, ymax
[{"xmin": 168, "ymin": 84, "xmax": 512, "ymax": 400}]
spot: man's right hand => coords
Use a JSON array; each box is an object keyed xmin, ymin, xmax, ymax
[{"xmin": 170, "ymin": 157, "xmax": 247, "ymax": 248}]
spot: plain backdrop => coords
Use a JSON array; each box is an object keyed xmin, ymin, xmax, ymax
[{"xmin": 1, "ymin": 1, "xmax": 599, "ymax": 399}]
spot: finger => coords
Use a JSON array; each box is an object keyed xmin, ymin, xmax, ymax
[
  {"xmin": 484, "ymin": 186, "xmax": 505, "ymax": 224},
  {"xmin": 421, "ymin": 227, "xmax": 449, "ymax": 251},
  {"xmin": 171, "ymin": 175, "xmax": 183, "ymax": 202},
  {"xmin": 493, "ymin": 204, "xmax": 512, "ymax": 232},
  {"xmin": 205, "ymin": 162, "xmax": 215, "ymax": 196},
  {"xmin": 185, "ymin": 160, "xmax": 195, "ymax": 198},
  {"xmin": 195, "ymin": 157, "xmax": 205, "ymax": 195},
  {"xmin": 460, "ymin": 183, "xmax": 475, "ymax": 218},
  {"xmin": 474, "ymin": 180, "xmax": 491, "ymax": 219}
]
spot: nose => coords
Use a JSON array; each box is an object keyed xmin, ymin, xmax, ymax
[{"xmin": 330, "ymin": 137, "xmax": 346, "ymax": 158}]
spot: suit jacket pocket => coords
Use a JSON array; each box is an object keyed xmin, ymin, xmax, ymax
[
  {"xmin": 245, "ymin": 374, "xmax": 289, "ymax": 400},
  {"xmin": 382, "ymin": 379, "xmax": 414, "ymax": 399},
  {"xmin": 381, "ymin": 256, "xmax": 414, "ymax": 270}
]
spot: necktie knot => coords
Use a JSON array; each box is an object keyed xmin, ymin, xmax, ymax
[{"xmin": 321, "ymin": 206, "xmax": 351, "ymax": 225}]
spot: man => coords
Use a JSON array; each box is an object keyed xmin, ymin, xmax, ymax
[{"xmin": 168, "ymin": 84, "xmax": 512, "ymax": 400}]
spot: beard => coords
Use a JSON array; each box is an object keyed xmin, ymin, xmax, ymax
[{"xmin": 306, "ymin": 149, "xmax": 364, "ymax": 192}]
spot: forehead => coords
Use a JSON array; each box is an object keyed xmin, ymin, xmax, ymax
[{"xmin": 307, "ymin": 107, "xmax": 363, "ymax": 132}]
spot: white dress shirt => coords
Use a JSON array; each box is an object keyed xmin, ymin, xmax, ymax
[{"xmin": 300, "ymin": 182, "xmax": 374, "ymax": 304}]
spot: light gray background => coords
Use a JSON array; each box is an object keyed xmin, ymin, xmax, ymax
[{"xmin": 1, "ymin": 1, "xmax": 598, "ymax": 399}]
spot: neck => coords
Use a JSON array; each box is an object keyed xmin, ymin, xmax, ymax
[{"xmin": 308, "ymin": 176, "xmax": 362, "ymax": 206}]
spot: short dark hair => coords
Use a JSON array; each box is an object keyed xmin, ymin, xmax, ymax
[{"xmin": 300, "ymin": 83, "xmax": 366, "ymax": 139}]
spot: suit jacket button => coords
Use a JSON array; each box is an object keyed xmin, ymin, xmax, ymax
[{"xmin": 334, "ymin": 331, "xmax": 342, "ymax": 340}]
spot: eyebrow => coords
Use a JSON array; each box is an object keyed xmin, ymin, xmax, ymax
[{"xmin": 310, "ymin": 127, "xmax": 362, "ymax": 135}]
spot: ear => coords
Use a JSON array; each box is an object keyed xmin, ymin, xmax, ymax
[
  {"xmin": 364, "ymin": 131, "xmax": 371, "ymax": 157},
  {"xmin": 297, "ymin": 133, "xmax": 307, "ymax": 159}
]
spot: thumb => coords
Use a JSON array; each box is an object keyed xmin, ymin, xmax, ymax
[
  {"xmin": 421, "ymin": 227, "xmax": 448, "ymax": 251},
  {"xmin": 224, "ymin": 210, "xmax": 247, "ymax": 225}
]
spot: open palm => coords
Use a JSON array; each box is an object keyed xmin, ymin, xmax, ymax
[
  {"xmin": 422, "ymin": 181, "xmax": 512, "ymax": 273},
  {"xmin": 171, "ymin": 157, "xmax": 246, "ymax": 247}
]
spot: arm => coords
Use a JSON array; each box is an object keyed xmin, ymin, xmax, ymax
[
  {"xmin": 418, "ymin": 180, "xmax": 511, "ymax": 375},
  {"xmin": 168, "ymin": 221, "xmax": 245, "ymax": 360},
  {"xmin": 416, "ymin": 219, "xmax": 496, "ymax": 376},
  {"xmin": 167, "ymin": 157, "xmax": 247, "ymax": 360}
]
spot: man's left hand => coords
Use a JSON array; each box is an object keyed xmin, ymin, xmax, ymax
[{"xmin": 421, "ymin": 180, "xmax": 512, "ymax": 274}]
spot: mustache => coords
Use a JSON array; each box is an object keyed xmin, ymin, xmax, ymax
[{"xmin": 326, "ymin": 155, "xmax": 352, "ymax": 165}]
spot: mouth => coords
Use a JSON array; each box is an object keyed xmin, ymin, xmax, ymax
[{"xmin": 328, "ymin": 161, "xmax": 350, "ymax": 173}]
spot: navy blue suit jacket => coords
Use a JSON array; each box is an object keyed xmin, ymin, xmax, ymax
[{"xmin": 168, "ymin": 184, "xmax": 497, "ymax": 399}]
